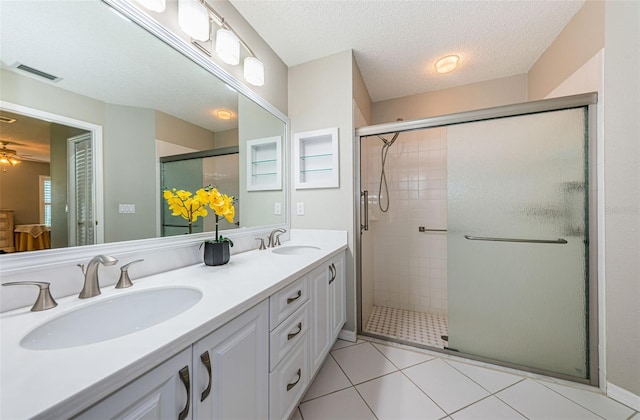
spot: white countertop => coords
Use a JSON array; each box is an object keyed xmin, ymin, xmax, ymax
[{"xmin": 0, "ymin": 229, "xmax": 348, "ymax": 419}]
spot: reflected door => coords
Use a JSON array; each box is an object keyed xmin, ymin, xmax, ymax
[
  {"xmin": 161, "ymin": 159, "xmax": 205, "ymax": 236},
  {"xmin": 68, "ymin": 133, "xmax": 95, "ymax": 246},
  {"xmin": 447, "ymin": 108, "xmax": 590, "ymax": 379}
]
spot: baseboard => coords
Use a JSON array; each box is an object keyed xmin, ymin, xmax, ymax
[
  {"xmin": 338, "ymin": 328, "xmax": 357, "ymax": 342},
  {"xmin": 607, "ymin": 382, "xmax": 640, "ymax": 411}
]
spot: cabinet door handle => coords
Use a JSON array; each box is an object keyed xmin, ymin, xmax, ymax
[
  {"xmin": 287, "ymin": 290, "xmax": 302, "ymax": 304},
  {"xmin": 329, "ymin": 263, "xmax": 336, "ymax": 284},
  {"xmin": 200, "ymin": 351, "xmax": 212, "ymax": 402},
  {"xmin": 286, "ymin": 368, "xmax": 302, "ymax": 391},
  {"xmin": 178, "ymin": 366, "xmax": 190, "ymax": 420},
  {"xmin": 287, "ymin": 322, "xmax": 303, "ymax": 340}
]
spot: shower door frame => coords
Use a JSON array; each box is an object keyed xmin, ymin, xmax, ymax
[{"xmin": 354, "ymin": 92, "xmax": 599, "ymax": 386}]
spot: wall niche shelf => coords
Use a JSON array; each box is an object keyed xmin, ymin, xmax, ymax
[
  {"xmin": 247, "ymin": 136, "xmax": 282, "ymax": 191},
  {"xmin": 294, "ymin": 127, "xmax": 339, "ymax": 189}
]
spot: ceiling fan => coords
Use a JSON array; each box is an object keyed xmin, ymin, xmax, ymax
[{"xmin": 0, "ymin": 141, "xmax": 26, "ymax": 171}]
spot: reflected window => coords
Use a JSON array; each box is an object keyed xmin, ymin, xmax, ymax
[{"xmin": 39, "ymin": 175, "xmax": 52, "ymax": 227}]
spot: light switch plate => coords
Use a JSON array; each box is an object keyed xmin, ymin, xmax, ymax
[
  {"xmin": 118, "ymin": 204, "xmax": 135, "ymax": 214},
  {"xmin": 296, "ymin": 202, "xmax": 305, "ymax": 216},
  {"xmin": 274, "ymin": 202, "xmax": 282, "ymax": 215}
]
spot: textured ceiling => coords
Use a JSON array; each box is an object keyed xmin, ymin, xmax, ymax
[{"xmin": 230, "ymin": 0, "xmax": 585, "ymax": 102}]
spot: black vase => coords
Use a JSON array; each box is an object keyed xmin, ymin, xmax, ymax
[{"xmin": 204, "ymin": 241, "xmax": 230, "ymax": 266}]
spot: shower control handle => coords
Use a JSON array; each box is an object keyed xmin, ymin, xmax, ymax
[{"xmin": 361, "ymin": 190, "xmax": 369, "ymax": 232}]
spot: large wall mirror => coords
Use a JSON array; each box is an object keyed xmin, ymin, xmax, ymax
[{"xmin": 0, "ymin": 0, "xmax": 287, "ymax": 256}]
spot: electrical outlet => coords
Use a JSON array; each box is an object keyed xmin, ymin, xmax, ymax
[
  {"xmin": 296, "ymin": 202, "xmax": 305, "ymax": 216},
  {"xmin": 274, "ymin": 202, "xmax": 282, "ymax": 215}
]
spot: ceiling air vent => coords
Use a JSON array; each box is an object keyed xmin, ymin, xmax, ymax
[{"xmin": 14, "ymin": 63, "xmax": 62, "ymax": 82}]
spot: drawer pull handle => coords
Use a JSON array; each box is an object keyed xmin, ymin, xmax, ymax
[
  {"xmin": 287, "ymin": 290, "xmax": 302, "ymax": 304},
  {"xmin": 178, "ymin": 366, "xmax": 190, "ymax": 420},
  {"xmin": 329, "ymin": 263, "xmax": 336, "ymax": 284},
  {"xmin": 200, "ymin": 351, "xmax": 212, "ymax": 402},
  {"xmin": 287, "ymin": 322, "xmax": 303, "ymax": 340},
  {"xmin": 286, "ymin": 368, "xmax": 302, "ymax": 391}
]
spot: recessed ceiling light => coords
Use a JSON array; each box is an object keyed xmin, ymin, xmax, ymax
[
  {"xmin": 435, "ymin": 55, "xmax": 460, "ymax": 74},
  {"xmin": 217, "ymin": 110, "xmax": 232, "ymax": 120}
]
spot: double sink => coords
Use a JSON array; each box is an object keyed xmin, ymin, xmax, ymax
[{"xmin": 17, "ymin": 245, "xmax": 321, "ymax": 351}]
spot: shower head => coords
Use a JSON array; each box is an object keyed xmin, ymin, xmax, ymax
[{"xmin": 378, "ymin": 118, "xmax": 403, "ymax": 147}]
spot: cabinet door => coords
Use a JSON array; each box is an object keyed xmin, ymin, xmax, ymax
[
  {"xmin": 75, "ymin": 348, "xmax": 192, "ymax": 420},
  {"xmin": 193, "ymin": 300, "xmax": 269, "ymax": 420},
  {"xmin": 330, "ymin": 253, "xmax": 346, "ymax": 340},
  {"xmin": 310, "ymin": 262, "xmax": 331, "ymax": 373},
  {"xmin": 269, "ymin": 333, "xmax": 310, "ymax": 420}
]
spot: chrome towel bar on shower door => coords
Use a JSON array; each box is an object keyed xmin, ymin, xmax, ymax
[
  {"xmin": 418, "ymin": 227, "xmax": 447, "ymax": 232},
  {"xmin": 464, "ymin": 235, "xmax": 568, "ymax": 244}
]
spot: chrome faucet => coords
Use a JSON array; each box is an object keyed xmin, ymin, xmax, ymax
[
  {"xmin": 267, "ymin": 228, "xmax": 287, "ymax": 248},
  {"xmin": 78, "ymin": 255, "xmax": 118, "ymax": 299}
]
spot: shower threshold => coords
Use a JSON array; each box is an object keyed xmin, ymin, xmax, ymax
[{"xmin": 363, "ymin": 305, "xmax": 448, "ymax": 349}]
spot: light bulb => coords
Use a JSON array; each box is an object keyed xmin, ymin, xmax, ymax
[
  {"xmin": 216, "ymin": 28, "xmax": 240, "ymax": 65},
  {"xmin": 178, "ymin": 0, "xmax": 209, "ymax": 42},
  {"xmin": 435, "ymin": 55, "xmax": 460, "ymax": 74},
  {"xmin": 134, "ymin": 0, "xmax": 166, "ymax": 12},
  {"xmin": 244, "ymin": 56, "xmax": 264, "ymax": 86}
]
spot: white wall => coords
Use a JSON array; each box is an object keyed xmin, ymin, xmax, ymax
[
  {"xmin": 373, "ymin": 74, "xmax": 527, "ymax": 123},
  {"xmin": 602, "ymin": 0, "xmax": 640, "ymax": 402},
  {"xmin": 238, "ymin": 95, "xmax": 287, "ymax": 228},
  {"xmin": 289, "ymin": 50, "xmax": 357, "ymax": 334}
]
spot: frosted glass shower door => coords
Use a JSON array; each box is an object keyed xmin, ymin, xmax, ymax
[{"xmin": 447, "ymin": 108, "xmax": 589, "ymax": 379}]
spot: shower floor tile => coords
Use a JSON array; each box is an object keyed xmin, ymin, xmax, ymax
[{"xmin": 364, "ymin": 305, "xmax": 449, "ymax": 348}]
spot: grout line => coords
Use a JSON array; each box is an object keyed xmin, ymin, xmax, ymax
[
  {"xmin": 446, "ymin": 394, "xmax": 503, "ymax": 418},
  {"xmin": 536, "ymin": 380, "xmax": 609, "ymax": 419},
  {"xmin": 398, "ymin": 360, "xmax": 449, "ymax": 416},
  {"xmin": 441, "ymin": 357, "xmax": 524, "ymax": 396},
  {"xmin": 492, "ymin": 379, "xmax": 531, "ymax": 419},
  {"xmin": 351, "ymin": 383, "xmax": 380, "ymax": 420}
]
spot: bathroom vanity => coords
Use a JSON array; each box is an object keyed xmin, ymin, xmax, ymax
[{"xmin": 0, "ymin": 230, "xmax": 347, "ymax": 419}]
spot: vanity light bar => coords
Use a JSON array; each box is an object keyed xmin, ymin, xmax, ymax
[{"xmin": 132, "ymin": 0, "xmax": 264, "ymax": 86}]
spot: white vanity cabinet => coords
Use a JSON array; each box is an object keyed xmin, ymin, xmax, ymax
[
  {"xmin": 310, "ymin": 252, "xmax": 346, "ymax": 373},
  {"xmin": 270, "ymin": 251, "xmax": 347, "ymax": 419},
  {"xmin": 76, "ymin": 301, "xmax": 269, "ymax": 420},
  {"xmin": 74, "ymin": 347, "xmax": 193, "ymax": 420},
  {"xmin": 193, "ymin": 300, "xmax": 269, "ymax": 420},
  {"xmin": 68, "ymin": 249, "xmax": 347, "ymax": 420},
  {"xmin": 268, "ymin": 276, "xmax": 311, "ymax": 420}
]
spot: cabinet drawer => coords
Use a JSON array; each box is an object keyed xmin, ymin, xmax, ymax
[
  {"xmin": 270, "ymin": 301, "xmax": 310, "ymax": 370},
  {"xmin": 269, "ymin": 332, "xmax": 309, "ymax": 420},
  {"xmin": 269, "ymin": 275, "xmax": 308, "ymax": 330}
]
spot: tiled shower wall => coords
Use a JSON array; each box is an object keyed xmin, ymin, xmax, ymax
[{"xmin": 362, "ymin": 127, "xmax": 448, "ymax": 317}]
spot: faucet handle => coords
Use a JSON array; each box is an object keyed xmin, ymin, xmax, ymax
[
  {"xmin": 2, "ymin": 281, "xmax": 58, "ymax": 311},
  {"xmin": 116, "ymin": 259, "xmax": 144, "ymax": 289},
  {"xmin": 274, "ymin": 229, "xmax": 287, "ymax": 246},
  {"xmin": 255, "ymin": 238, "xmax": 266, "ymax": 250}
]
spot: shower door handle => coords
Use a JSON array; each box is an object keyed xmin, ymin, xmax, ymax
[
  {"xmin": 361, "ymin": 190, "xmax": 369, "ymax": 232},
  {"xmin": 464, "ymin": 235, "xmax": 568, "ymax": 244}
]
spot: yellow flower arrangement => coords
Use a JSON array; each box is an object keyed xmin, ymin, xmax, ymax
[{"xmin": 163, "ymin": 186, "xmax": 235, "ymax": 242}]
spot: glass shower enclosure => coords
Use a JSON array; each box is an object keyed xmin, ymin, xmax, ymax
[{"xmin": 356, "ymin": 93, "xmax": 598, "ymax": 384}]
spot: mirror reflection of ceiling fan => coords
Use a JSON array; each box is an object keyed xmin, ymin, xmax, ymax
[{"xmin": 0, "ymin": 141, "xmax": 32, "ymax": 172}]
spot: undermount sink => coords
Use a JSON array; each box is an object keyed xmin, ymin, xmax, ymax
[
  {"xmin": 272, "ymin": 245, "xmax": 321, "ymax": 255},
  {"xmin": 21, "ymin": 287, "xmax": 202, "ymax": 350}
]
